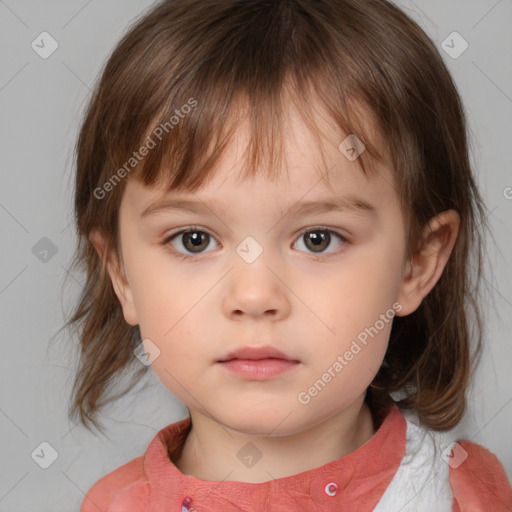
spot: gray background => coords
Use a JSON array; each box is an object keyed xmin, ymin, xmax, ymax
[{"xmin": 0, "ymin": 0, "xmax": 511, "ymax": 510}]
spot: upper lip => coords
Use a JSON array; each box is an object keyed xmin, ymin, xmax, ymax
[{"xmin": 218, "ymin": 346, "xmax": 298, "ymax": 362}]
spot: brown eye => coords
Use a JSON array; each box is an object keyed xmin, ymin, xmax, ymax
[
  {"xmin": 166, "ymin": 228, "xmax": 218, "ymax": 255},
  {"xmin": 304, "ymin": 230, "xmax": 330, "ymax": 252},
  {"xmin": 164, "ymin": 226, "xmax": 346, "ymax": 260},
  {"xmin": 181, "ymin": 231, "xmax": 210, "ymax": 252},
  {"xmin": 293, "ymin": 228, "xmax": 346, "ymax": 255}
]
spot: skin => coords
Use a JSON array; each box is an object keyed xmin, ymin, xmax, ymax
[{"xmin": 90, "ymin": 102, "xmax": 460, "ymax": 483}]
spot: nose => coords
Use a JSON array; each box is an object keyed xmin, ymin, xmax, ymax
[{"xmin": 221, "ymin": 256, "xmax": 291, "ymax": 321}]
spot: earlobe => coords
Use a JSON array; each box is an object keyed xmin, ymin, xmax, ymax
[
  {"xmin": 396, "ymin": 210, "xmax": 460, "ymax": 317},
  {"xmin": 88, "ymin": 230, "xmax": 139, "ymax": 326}
]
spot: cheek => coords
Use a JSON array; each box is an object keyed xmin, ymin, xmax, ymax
[
  {"xmin": 299, "ymin": 242, "xmax": 402, "ymax": 378},
  {"xmin": 313, "ymin": 253, "xmax": 402, "ymax": 334},
  {"xmin": 124, "ymin": 246, "xmax": 194, "ymax": 329},
  {"xmin": 126, "ymin": 250, "xmax": 218, "ymax": 385},
  {"xmin": 300, "ymin": 294, "xmax": 393, "ymax": 411}
]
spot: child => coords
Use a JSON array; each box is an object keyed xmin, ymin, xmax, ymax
[{"xmin": 68, "ymin": 0, "xmax": 512, "ymax": 510}]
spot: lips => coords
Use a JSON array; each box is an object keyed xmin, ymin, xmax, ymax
[
  {"xmin": 217, "ymin": 346, "xmax": 298, "ymax": 362},
  {"xmin": 217, "ymin": 346, "xmax": 300, "ymax": 380}
]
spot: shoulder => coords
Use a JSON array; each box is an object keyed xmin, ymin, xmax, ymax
[
  {"xmin": 80, "ymin": 455, "xmax": 146, "ymax": 512},
  {"xmin": 80, "ymin": 418, "xmax": 190, "ymax": 512},
  {"xmin": 449, "ymin": 440, "xmax": 512, "ymax": 512}
]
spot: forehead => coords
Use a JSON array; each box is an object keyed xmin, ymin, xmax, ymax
[
  {"xmin": 124, "ymin": 107, "xmax": 397, "ymax": 224},
  {"xmin": 120, "ymin": 92, "xmax": 399, "ymax": 225}
]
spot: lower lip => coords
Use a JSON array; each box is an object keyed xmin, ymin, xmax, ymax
[{"xmin": 218, "ymin": 358, "xmax": 299, "ymax": 380}]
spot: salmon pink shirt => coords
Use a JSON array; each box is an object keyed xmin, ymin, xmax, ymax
[{"xmin": 81, "ymin": 404, "xmax": 512, "ymax": 511}]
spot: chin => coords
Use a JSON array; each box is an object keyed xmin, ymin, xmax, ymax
[{"xmin": 218, "ymin": 408, "xmax": 309, "ymax": 438}]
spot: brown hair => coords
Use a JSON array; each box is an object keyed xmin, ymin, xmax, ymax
[{"xmin": 66, "ymin": 0, "xmax": 491, "ymax": 433}]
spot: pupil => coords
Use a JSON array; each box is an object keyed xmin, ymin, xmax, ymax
[
  {"xmin": 186, "ymin": 231, "xmax": 207, "ymax": 251},
  {"xmin": 306, "ymin": 230, "xmax": 329, "ymax": 252}
]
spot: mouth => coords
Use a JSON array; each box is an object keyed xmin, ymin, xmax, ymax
[
  {"xmin": 217, "ymin": 346, "xmax": 300, "ymax": 380},
  {"xmin": 218, "ymin": 345, "xmax": 297, "ymax": 362}
]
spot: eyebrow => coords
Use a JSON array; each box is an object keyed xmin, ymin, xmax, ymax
[{"xmin": 140, "ymin": 195, "xmax": 377, "ymax": 220}]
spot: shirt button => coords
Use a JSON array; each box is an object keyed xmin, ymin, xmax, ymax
[
  {"xmin": 324, "ymin": 482, "xmax": 340, "ymax": 497},
  {"xmin": 181, "ymin": 496, "xmax": 193, "ymax": 512}
]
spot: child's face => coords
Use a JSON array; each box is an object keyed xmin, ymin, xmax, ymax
[{"xmin": 108, "ymin": 106, "xmax": 411, "ymax": 436}]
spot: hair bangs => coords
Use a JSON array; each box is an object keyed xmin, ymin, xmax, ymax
[{"xmin": 128, "ymin": 78, "xmax": 384, "ymax": 202}]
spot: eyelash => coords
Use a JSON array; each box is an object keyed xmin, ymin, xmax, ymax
[{"xmin": 161, "ymin": 225, "xmax": 348, "ymax": 261}]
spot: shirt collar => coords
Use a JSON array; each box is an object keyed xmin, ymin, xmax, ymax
[{"xmin": 142, "ymin": 404, "xmax": 406, "ymax": 511}]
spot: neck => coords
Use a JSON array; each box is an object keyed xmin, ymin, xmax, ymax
[{"xmin": 174, "ymin": 398, "xmax": 376, "ymax": 483}]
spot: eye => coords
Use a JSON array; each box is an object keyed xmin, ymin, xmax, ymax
[
  {"xmin": 164, "ymin": 227, "xmax": 219, "ymax": 258},
  {"xmin": 293, "ymin": 227, "xmax": 347, "ymax": 257},
  {"xmin": 163, "ymin": 226, "xmax": 347, "ymax": 260}
]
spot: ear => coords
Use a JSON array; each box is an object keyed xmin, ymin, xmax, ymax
[
  {"xmin": 395, "ymin": 210, "xmax": 460, "ymax": 317},
  {"xmin": 89, "ymin": 230, "xmax": 139, "ymax": 326}
]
